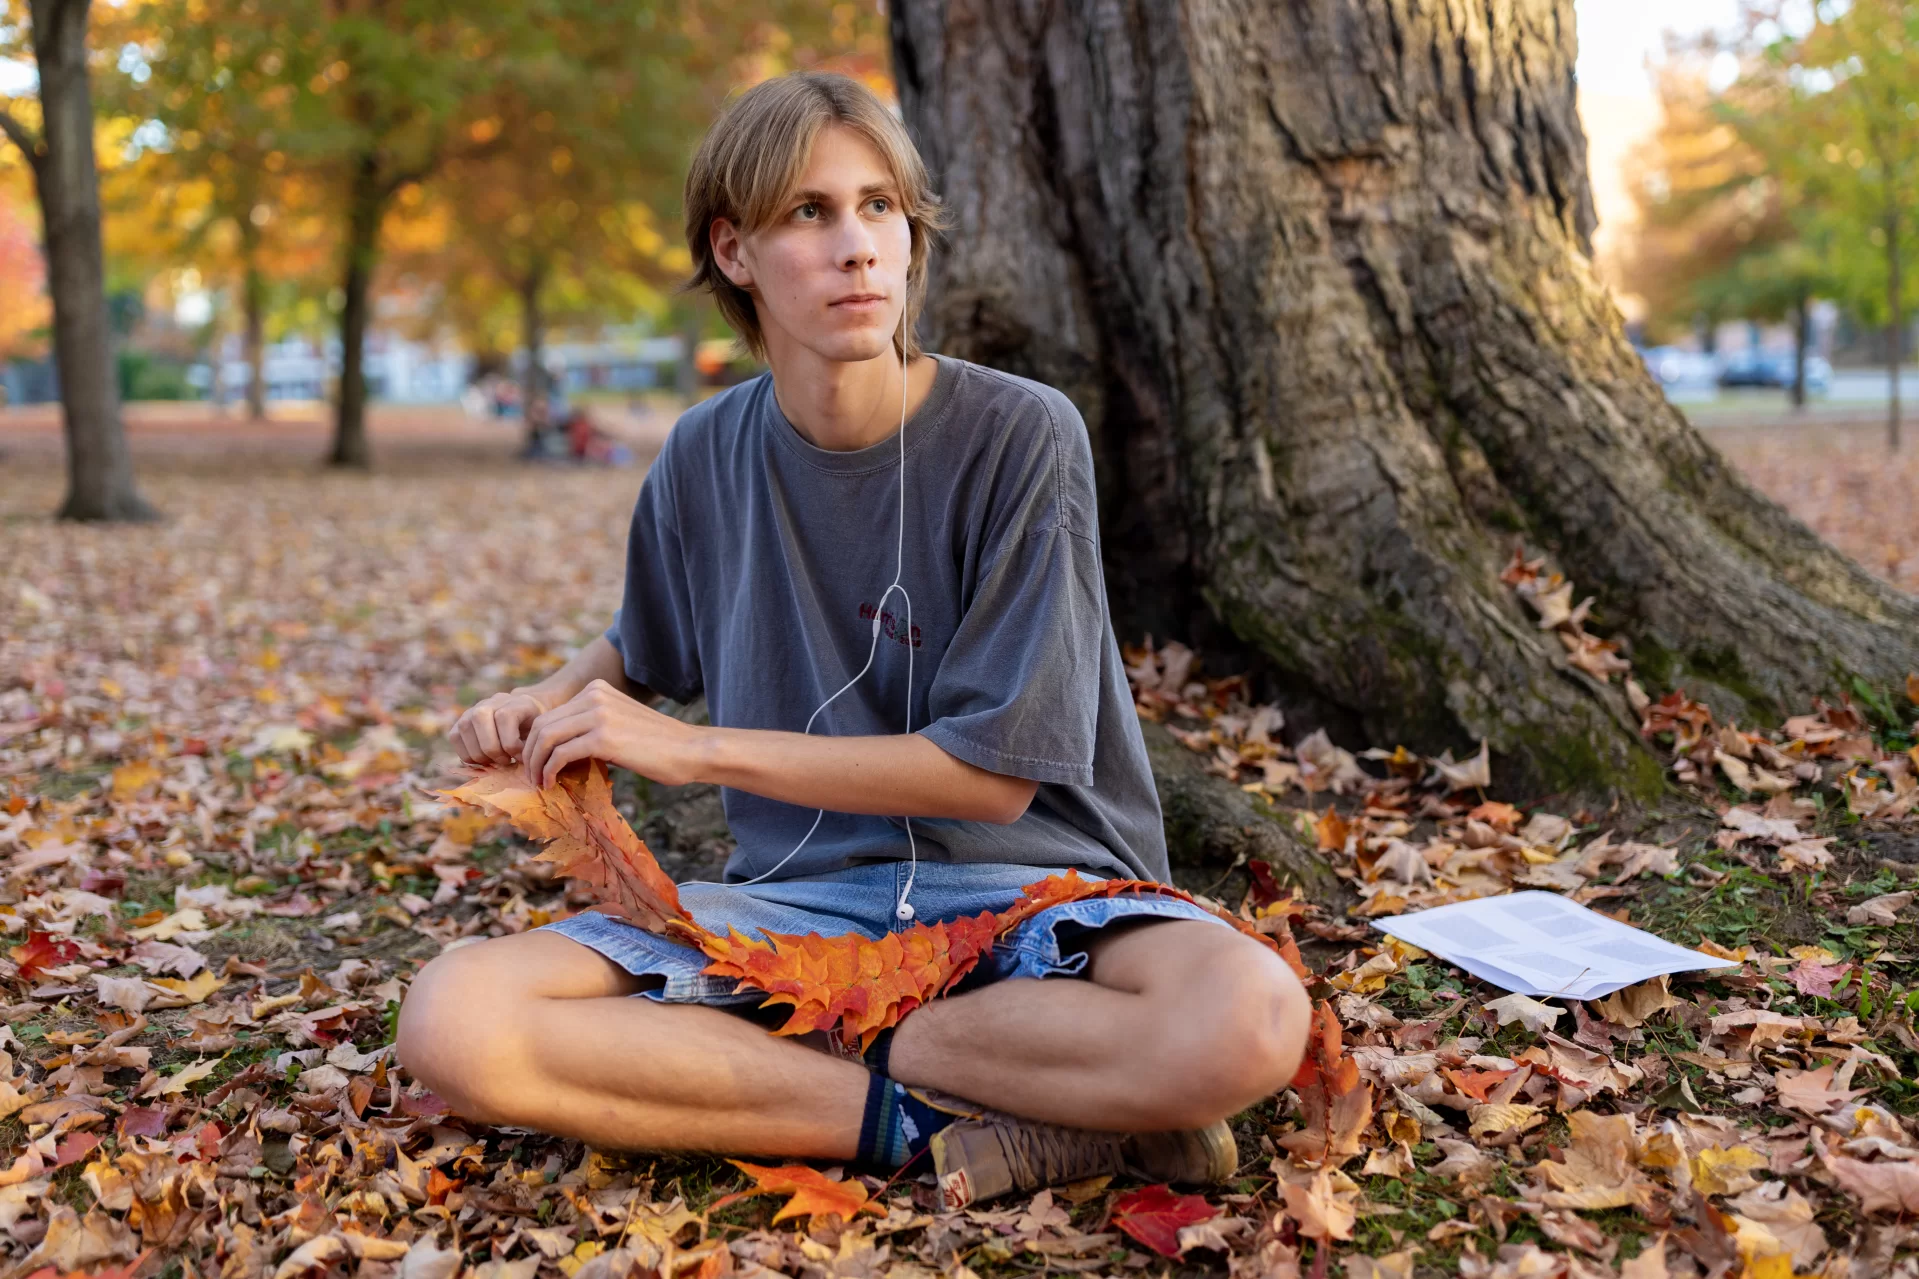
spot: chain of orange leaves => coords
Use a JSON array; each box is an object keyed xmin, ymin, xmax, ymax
[{"xmin": 437, "ymin": 762, "xmax": 1350, "ymax": 1094}]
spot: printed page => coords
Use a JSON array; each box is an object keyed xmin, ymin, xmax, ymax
[{"xmin": 1374, "ymin": 891, "xmax": 1737, "ymax": 999}]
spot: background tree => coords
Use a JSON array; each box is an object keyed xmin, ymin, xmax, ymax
[
  {"xmin": 1618, "ymin": 51, "xmax": 1792, "ymax": 352},
  {"xmin": 100, "ymin": 16, "xmax": 334, "ymax": 421},
  {"xmin": 1765, "ymin": 0, "xmax": 1919, "ymax": 449},
  {"xmin": 891, "ymin": 0, "xmax": 1919, "ymax": 796},
  {"xmin": 125, "ymin": 0, "xmax": 550, "ymax": 466},
  {"xmin": 0, "ymin": 0, "xmax": 154, "ymax": 519},
  {"xmin": 416, "ymin": 15, "xmax": 696, "ymax": 443}
]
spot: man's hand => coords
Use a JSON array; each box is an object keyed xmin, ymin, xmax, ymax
[
  {"xmin": 521, "ymin": 679, "xmax": 708, "ymax": 790},
  {"xmin": 450, "ymin": 688, "xmax": 560, "ymax": 767}
]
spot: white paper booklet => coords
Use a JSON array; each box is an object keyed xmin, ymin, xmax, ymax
[{"xmin": 1373, "ymin": 891, "xmax": 1739, "ymax": 1001}]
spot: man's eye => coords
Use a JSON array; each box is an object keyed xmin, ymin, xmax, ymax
[
  {"xmin": 796, "ymin": 202, "xmax": 819, "ymax": 220},
  {"xmin": 868, "ymin": 197, "xmax": 891, "ymax": 215}
]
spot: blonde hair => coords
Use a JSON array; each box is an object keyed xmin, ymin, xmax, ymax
[{"xmin": 682, "ymin": 72, "xmax": 949, "ymax": 362}]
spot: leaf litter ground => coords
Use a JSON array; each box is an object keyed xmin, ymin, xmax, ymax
[{"xmin": 2, "ymin": 412, "xmax": 1918, "ymax": 1279}]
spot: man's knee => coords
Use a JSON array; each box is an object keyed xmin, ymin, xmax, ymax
[
  {"xmin": 397, "ymin": 942, "xmax": 522, "ymax": 1123},
  {"xmin": 1130, "ymin": 925, "xmax": 1311, "ymax": 1128},
  {"xmin": 397, "ymin": 932, "xmax": 607, "ymax": 1124}
]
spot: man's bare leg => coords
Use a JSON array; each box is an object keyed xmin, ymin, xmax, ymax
[
  {"xmin": 889, "ymin": 918, "xmax": 1309, "ymax": 1131},
  {"xmin": 397, "ymin": 918, "xmax": 1306, "ymax": 1156},
  {"xmin": 397, "ymin": 931, "xmax": 871, "ymax": 1158}
]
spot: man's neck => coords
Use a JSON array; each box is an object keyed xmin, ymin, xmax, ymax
[{"xmin": 765, "ymin": 336, "xmax": 936, "ymax": 452}]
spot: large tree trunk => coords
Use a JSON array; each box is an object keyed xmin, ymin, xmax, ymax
[
  {"xmin": 891, "ymin": 0, "xmax": 1919, "ymax": 796},
  {"xmin": 26, "ymin": 0, "xmax": 155, "ymax": 521},
  {"xmin": 329, "ymin": 151, "xmax": 382, "ymax": 469}
]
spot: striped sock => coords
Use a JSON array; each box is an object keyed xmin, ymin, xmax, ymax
[{"xmin": 855, "ymin": 1075, "xmax": 959, "ymax": 1170}]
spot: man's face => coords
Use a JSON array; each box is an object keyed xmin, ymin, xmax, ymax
[{"xmin": 715, "ymin": 124, "xmax": 912, "ymax": 365}]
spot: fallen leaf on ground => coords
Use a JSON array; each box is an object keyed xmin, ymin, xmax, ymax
[
  {"xmin": 1110, "ymin": 1184, "xmax": 1217, "ymax": 1257},
  {"xmin": 718, "ymin": 1161, "xmax": 878, "ymax": 1226},
  {"xmin": 1484, "ymin": 993, "xmax": 1563, "ymax": 1033}
]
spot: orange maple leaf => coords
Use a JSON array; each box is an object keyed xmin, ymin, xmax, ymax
[
  {"xmin": 436, "ymin": 760, "xmax": 699, "ymax": 937},
  {"xmin": 1290, "ymin": 1000, "xmax": 1359, "ymax": 1097},
  {"xmin": 698, "ymin": 913, "xmax": 998, "ymax": 1050},
  {"xmin": 717, "ymin": 1160, "xmax": 879, "ymax": 1225},
  {"xmin": 1442, "ymin": 1066, "xmax": 1519, "ymax": 1103}
]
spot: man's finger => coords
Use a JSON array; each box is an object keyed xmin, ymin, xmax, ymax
[
  {"xmin": 496, "ymin": 699, "xmax": 536, "ymax": 756},
  {"xmin": 523, "ymin": 709, "xmax": 594, "ymax": 787},
  {"xmin": 452, "ymin": 718, "xmax": 481, "ymax": 765},
  {"xmin": 541, "ymin": 732, "xmax": 599, "ymax": 790},
  {"xmin": 470, "ymin": 707, "xmax": 507, "ymax": 764}
]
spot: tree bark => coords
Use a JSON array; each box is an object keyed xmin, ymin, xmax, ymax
[
  {"xmin": 329, "ymin": 150, "xmax": 382, "ymax": 469},
  {"xmin": 243, "ymin": 243, "xmax": 267, "ymax": 422},
  {"xmin": 891, "ymin": 0, "xmax": 1919, "ymax": 797},
  {"xmin": 20, "ymin": 0, "xmax": 155, "ymax": 521}
]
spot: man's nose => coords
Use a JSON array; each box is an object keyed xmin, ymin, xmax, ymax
[{"xmin": 837, "ymin": 216, "xmax": 878, "ymax": 269}]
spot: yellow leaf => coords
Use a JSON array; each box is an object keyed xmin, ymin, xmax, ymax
[
  {"xmin": 129, "ymin": 907, "xmax": 210, "ymax": 941},
  {"xmin": 140, "ymin": 1056, "xmax": 223, "ymax": 1098},
  {"xmin": 1691, "ymin": 1145, "xmax": 1768, "ymax": 1197},
  {"xmin": 1469, "ymin": 1103, "xmax": 1545, "ymax": 1138},
  {"xmin": 148, "ymin": 971, "xmax": 226, "ymax": 1007},
  {"xmin": 440, "ymin": 809, "xmax": 494, "ymax": 846},
  {"xmin": 109, "ymin": 762, "xmax": 160, "ymax": 802}
]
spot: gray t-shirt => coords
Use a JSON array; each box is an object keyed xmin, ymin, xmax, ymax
[{"xmin": 605, "ymin": 352, "xmax": 1170, "ymax": 884}]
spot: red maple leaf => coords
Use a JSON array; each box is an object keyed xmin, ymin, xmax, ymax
[
  {"xmin": 1787, "ymin": 959, "xmax": 1853, "ymax": 999},
  {"xmin": 1111, "ymin": 1184, "xmax": 1218, "ymax": 1257},
  {"xmin": 10, "ymin": 930, "xmax": 81, "ymax": 982},
  {"xmin": 1246, "ymin": 859, "xmax": 1287, "ymax": 907}
]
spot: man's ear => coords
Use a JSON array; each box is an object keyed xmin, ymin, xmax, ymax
[{"xmin": 710, "ymin": 217, "xmax": 753, "ymax": 291}]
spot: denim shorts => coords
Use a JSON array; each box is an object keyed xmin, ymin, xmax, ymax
[{"xmin": 535, "ymin": 859, "xmax": 1226, "ymax": 1010}]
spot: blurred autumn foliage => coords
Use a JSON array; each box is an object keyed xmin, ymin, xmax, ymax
[
  {"xmin": 1, "ymin": 1, "xmax": 889, "ymax": 462},
  {"xmin": 1618, "ymin": 0, "xmax": 1919, "ymax": 438},
  {"xmin": 0, "ymin": 174, "xmax": 47, "ymax": 359}
]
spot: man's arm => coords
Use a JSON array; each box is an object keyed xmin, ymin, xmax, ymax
[{"xmin": 514, "ymin": 679, "xmax": 1039, "ymax": 825}]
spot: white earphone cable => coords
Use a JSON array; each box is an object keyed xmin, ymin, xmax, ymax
[{"xmin": 682, "ymin": 322, "xmax": 920, "ymax": 923}]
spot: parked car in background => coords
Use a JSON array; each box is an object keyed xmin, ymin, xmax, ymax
[
  {"xmin": 1638, "ymin": 345, "xmax": 1719, "ymax": 393},
  {"xmin": 1716, "ymin": 348, "xmax": 1832, "ymax": 394}
]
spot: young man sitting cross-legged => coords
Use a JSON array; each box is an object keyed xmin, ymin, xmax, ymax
[{"xmin": 397, "ymin": 70, "xmax": 1310, "ymax": 1209}]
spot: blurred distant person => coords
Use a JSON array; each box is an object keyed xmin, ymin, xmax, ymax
[{"xmin": 562, "ymin": 407, "xmax": 634, "ymax": 466}]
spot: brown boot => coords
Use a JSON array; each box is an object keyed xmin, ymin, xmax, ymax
[{"xmin": 928, "ymin": 1107, "xmax": 1238, "ymax": 1209}]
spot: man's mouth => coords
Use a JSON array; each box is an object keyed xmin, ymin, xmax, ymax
[{"xmin": 831, "ymin": 293, "xmax": 887, "ymax": 310}]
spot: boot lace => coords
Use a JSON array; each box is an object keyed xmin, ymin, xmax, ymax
[{"xmin": 1000, "ymin": 1123, "xmax": 1126, "ymax": 1190}]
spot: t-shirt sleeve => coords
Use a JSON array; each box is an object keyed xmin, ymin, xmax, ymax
[
  {"xmin": 605, "ymin": 460, "xmax": 702, "ymax": 704},
  {"xmin": 918, "ymin": 524, "xmax": 1103, "ymax": 787}
]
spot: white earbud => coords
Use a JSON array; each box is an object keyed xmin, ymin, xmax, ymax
[{"xmin": 684, "ymin": 317, "xmax": 922, "ymax": 925}]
